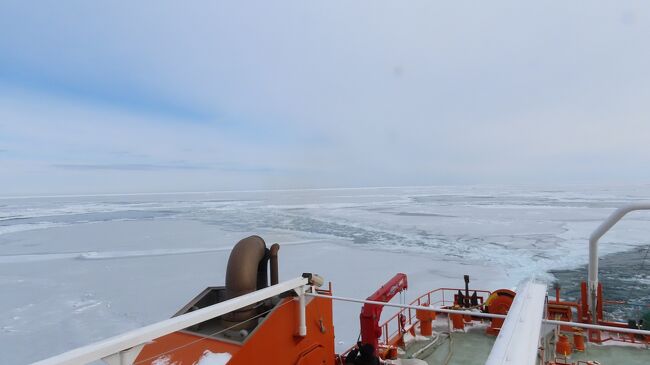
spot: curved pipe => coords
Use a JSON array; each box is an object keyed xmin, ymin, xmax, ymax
[
  {"xmin": 588, "ymin": 202, "xmax": 650, "ymax": 323},
  {"xmin": 224, "ymin": 236, "xmax": 268, "ymax": 323}
]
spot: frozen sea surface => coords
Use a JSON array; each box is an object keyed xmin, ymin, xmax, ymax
[{"xmin": 2, "ymin": 185, "xmax": 650, "ymax": 364}]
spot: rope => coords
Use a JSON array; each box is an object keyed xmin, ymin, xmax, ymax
[
  {"xmin": 408, "ymin": 332, "xmax": 443, "ymax": 359},
  {"xmin": 134, "ymin": 298, "xmax": 294, "ymax": 364}
]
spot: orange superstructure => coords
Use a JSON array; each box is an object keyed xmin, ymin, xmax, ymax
[
  {"xmin": 134, "ymin": 236, "xmax": 336, "ymax": 365},
  {"xmin": 136, "ymin": 291, "xmax": 335, "ymax": 365}
]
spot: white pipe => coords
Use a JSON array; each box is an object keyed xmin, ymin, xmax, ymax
[
  {"xmin": 543, "ymin": 319, "xmax": 650, "ymax": 336},
  {"xmin": 296, "ymin": 286, "xmax": 307, "ymax": 336},
  {"xmin": 306, "ymin": 292, "xmax": 650, "ymax": 336},
  {"xmin": 32, "ymin": 276, "xmax": 310, "ymax": 365},
  {"xmin": 588, "ymin": 202, "xmax": 650, "ymax": 323}
]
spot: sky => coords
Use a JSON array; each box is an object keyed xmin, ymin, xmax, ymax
[{"xmin": 1, "ymin": 1, "xmax": 649, "ymax": 195}]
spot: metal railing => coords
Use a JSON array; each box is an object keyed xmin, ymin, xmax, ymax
[
  {"xmin": 379, "ymin": 287, "xmax": 491, "ymax": 345},
  {"xmin": 305, "ymin": 291, "xmax": 650, "ymax": 337},
  {"xmin": 588, "ymin": 202, "xmax": 650, "ymax": 323},
  {"xmin": 310, "ymin": 290, "xmax": 650, "ymax": 359}
]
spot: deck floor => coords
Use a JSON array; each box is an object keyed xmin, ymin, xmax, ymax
[{"xmin": 401, "ymin": 321, "xmax": 650, "ymax": 364}]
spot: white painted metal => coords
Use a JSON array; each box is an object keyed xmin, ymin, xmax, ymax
[
  {"xmin": 588, "ymin": 202, "xmax": 650, "ymax": 323},
  {"xmin": 543, "ymin": 319, "xmax": 650, "ymax": 335},
  {"xmin": 306, "ymin": 292, "xmax": 650, "ymax": 336},
  {"xmin": 485, "ymin": 281, "xmax": 547, "ymax": 365},
  {"xmin": 295, "ymin": 286, "xmax": 307, "ymax": 336},
  {"xmin": 31, "ymin": 276, "xmax": 309, "ymax": 365}
]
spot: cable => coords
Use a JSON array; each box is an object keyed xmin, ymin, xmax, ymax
[
  {"xmin": 443, "ymin": 332, "xmax": 454, "ymax": 365},
  {"xmin": 408, "ymin": 332, "xmax": 443, "ymax": 359},
  {"xmin": 134, "ymin": 298, "xmax": 294, "ymax": 364}
]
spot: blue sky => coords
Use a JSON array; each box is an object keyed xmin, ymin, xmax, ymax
[{"xmin": 1, "ymin": 1, "xmax": 650, "ymax": 195}]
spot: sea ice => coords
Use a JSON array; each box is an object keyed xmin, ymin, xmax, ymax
[{"xmin": 2, "ymin": 185, "xmax": 650, "ymax": 364}]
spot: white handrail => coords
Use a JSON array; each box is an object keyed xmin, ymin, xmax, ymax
[
  {"xmin": 306, "ymin": 292, "xmax": 650, "ymax": 336},
  {"xmin": 588, "ymin": 202, "xmax": 650, "ymax": 323},
  {"xmin": 32, "ymin": 276, "xmax": 309, "ymax": 365}
]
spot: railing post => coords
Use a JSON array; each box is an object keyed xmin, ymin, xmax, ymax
[
  {"xmin": 384, "ymin": 323, "xmax": 388, "ymax": 344},
  {"xmin": 295, "ymin": 286, "xmax": 307, "ymax": 337}
]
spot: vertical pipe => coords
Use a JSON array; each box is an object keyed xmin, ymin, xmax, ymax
[
  {"xmin": 257, "ymin": 249, "xmax": 270, "ymax": 290},
  {"xmin": 270, "ymin": 243, "xmax": 280, "ymax": 285},
  {"xmin": 384, "ymin": 323, "xmax": 388, "ymax": 344},
  {"xmin": 297, "ymin": 286, "xmax": 306, "ymax": 336},
  {"xmin": 588, "ymin": 234, "xmax": 600, "ymax": 324},
  {"xmin": 464, "ymin": 275, "xmax": 470, "ymax": 308}
]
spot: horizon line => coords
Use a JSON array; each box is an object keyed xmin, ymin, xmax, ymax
[{"xmin": 2, "ymin": 182, "xmax": 648, "ymax": 200}]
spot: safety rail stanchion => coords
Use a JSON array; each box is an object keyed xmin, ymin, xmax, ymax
[{"xmin": 384, "ymin": 323, "xmax": 388, "ymax": 344}]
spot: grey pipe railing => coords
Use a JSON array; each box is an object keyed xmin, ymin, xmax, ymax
[{"xmin": 588, "ymin": 202, "xmax": 650, "ymax": 323}]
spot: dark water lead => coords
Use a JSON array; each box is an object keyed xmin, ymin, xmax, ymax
[{"xmin": 550, "ymin": 245, "xmax": 650, "ymax": 324}]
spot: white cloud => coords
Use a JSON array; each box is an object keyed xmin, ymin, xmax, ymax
[{"xmin": 1, "ymin": 1, "xmax": 650, "ymax": 194}]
